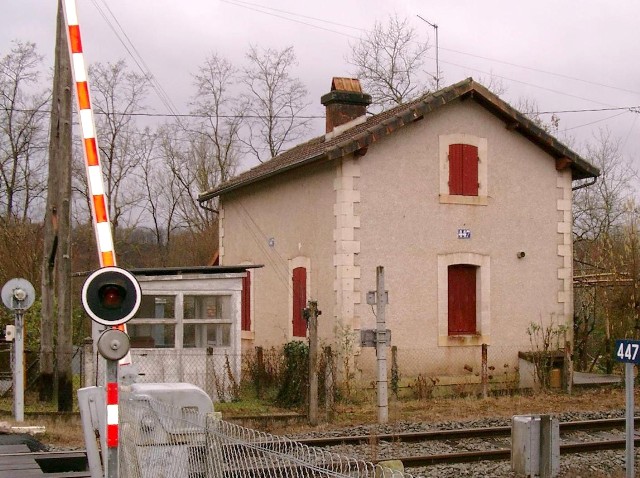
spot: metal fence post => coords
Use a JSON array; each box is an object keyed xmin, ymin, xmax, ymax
[
  {"xmin": 482, "ymin": 343, "xmax": 488, "ymax": 399},
  {"xmin": 324, "ymin": 346, "xmax": 334, "ymax": 420},
  {"xmin": 83, "ymin": 337, "xmax": 94, "ymax": 388}
]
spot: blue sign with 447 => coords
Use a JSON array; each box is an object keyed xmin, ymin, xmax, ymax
[{"xmin": 615, "ymin": 339, "xmax": 640, "ymax": 364}]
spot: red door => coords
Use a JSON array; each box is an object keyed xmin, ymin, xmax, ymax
[
  {"xmin": 241, "ymin": 271, "xmax": 251, "ymax": 331},
  {"xmin": 292, "ymin": 267, "xmax": 307, "ymax": 337},
  {"xmin": 448, "ymin": 264, "xmax": 477, "ymax": 335}
]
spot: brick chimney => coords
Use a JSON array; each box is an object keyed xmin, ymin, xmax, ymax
[{"xmin": 321, "ymin": 78, "xmax": 371, "ymax": 134}]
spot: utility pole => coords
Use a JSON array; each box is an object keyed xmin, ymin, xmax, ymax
[{"xmin": 41, "ymin": 0, "xmax": 73, "ymax": 409}]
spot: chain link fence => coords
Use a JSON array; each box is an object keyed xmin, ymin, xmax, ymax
[
  {"xmin": 0, "ymin": 344, "xmax": 84, "ymax": 401},
  {"xmin": 1, "ymin": 339, "xmax": 574, "ymax": 410}
]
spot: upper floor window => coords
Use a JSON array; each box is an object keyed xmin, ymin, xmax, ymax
[
  {"xmin": 449, "ymin": 144, "xmax": 478, "ymax": 196},
  {"xmin": 439, "ymin": 134, "xmax": 488, "ymax": 206}
]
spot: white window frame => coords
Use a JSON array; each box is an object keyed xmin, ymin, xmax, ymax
[{"xmin": 129, "ymin": 291, "xmax": 236, "ymax": 349}]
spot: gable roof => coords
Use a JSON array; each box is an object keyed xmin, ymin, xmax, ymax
[{"xmin": 199, "ymin": 78, "xmax": 599, "ymax": 202}]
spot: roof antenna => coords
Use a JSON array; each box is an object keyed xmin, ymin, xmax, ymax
[{"xmin": 417, "ymin": 15, "xmax": 440, "ymax": 90}]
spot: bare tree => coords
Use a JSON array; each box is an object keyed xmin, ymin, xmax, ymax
[
  {"xmin": 83, "ymin": 60, "xmax": 150, "ymax": 237},
  {"xmin": 242, "ymin": 46, "xmax": 310, "ymax": 162},
  {"xmin": 192, "ymin": 53, "xmax": 242, "ymax": 183},
  {"xmin": 573, "ymin": 129, "xmax": 635, "ymax": 244},
  {"xmin": 0, "ymin": 41, "xmax": 49, "ymax": 221},
  {"xmin": 138, "ymin": 125, "xmax": 181, "ymax": 253},
  {"xmin": 348, "ymin": 14, "xmax": 430, "ymax": 109},
  {"xmin": 573, "ymin": 129, "xmax": 637, "ymax": 372},
  {"xmin": 158, "ymin": 123, "xmax": 220, "ymax": 233}
]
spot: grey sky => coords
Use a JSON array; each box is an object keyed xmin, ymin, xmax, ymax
[{"xmin": 3, "ymin": 0, "xmax": 640, "ymax": 173}]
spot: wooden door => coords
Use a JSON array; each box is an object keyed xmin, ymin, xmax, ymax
[
  {"xmin": 448, "ymin": 264, "xmax": 477, "ymax": 335},
  {"xmin": 292, "ymin": 267, "xmax": 307, "ymax": 337}
]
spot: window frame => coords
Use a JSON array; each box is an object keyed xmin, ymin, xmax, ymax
[
  {"xmin": 128, "ymin": 291, "xmax": 235, "ymax": 349},
  {"xmin": 439, "ymin": 134, "xmax": 488, "ymax": 206}
]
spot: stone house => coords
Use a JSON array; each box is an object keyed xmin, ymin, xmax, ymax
[{"xmin": 199, "ymin": 78, "xmax": 599, "ymax": 385}]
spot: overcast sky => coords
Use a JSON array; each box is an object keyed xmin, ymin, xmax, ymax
[{"xmin": 3, "ymin": 0, "xmax": 640, "ymax": 175}]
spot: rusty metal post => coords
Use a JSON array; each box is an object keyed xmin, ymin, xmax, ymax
[
  {"xmin": 307, "ymin": 301, "xmax": 319, "ymax": 426},
  {"xmin": 564, "ymin": 340, "xmax": 573, "ymax": 395},
  {"xmin": 324, "ymin": 346, "xmax": 334, "ymax": 420},
  {"xmin": 482, "ymin": 343, "xmax": 488, "ymax": 399}
]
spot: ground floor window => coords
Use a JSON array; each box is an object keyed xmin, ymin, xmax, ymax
[{"xmin": 128, "ymin": 293, "xmax": 233, "ymax": 348}]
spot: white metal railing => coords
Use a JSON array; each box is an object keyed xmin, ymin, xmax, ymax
[{"xmin": 118, "ymin": 396, "xmax": 413, "ymax": 478}]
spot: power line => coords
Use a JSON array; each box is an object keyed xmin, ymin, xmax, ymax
[
  {"xmin": 5, "ymin": 105, "xmax": 640, "ymax": 119},
  {"xmin": 89, "ymin": 0, "xmax": 183, "ymax": 120},
  {"xmin": 222, "ymin": 0, "xmax": 640, "ymax": 103}
]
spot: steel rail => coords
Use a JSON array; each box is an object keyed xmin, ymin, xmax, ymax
[
  {"xmin": 393, "ymin": 437, "xmax": 640, "ymax": 468},
  {"xmin": 292, "ymin": 417, "xmax": 639, "ymax": 447}
]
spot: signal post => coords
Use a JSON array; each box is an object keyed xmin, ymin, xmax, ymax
[{"xmin": 82, "ymin": 267, "xmax": 141, "ymax": 478}]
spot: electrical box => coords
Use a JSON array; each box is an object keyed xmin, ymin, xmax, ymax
[
  {"xmin": 360, "ymin": 329, "xmax": 392, "ymax": 347},
  {"xmin": 5, "ymin": 325, "xmax": 15, "ymax": 342},
  {"xmin": 511, "ymin": 415, "xmax": 559, "ymax": 477}
]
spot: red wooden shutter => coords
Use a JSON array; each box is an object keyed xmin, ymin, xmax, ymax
[
  {"xmin": 461, "ymin": 144, "xmax": 479, "ymax": 196},
  {"xmin": 292, "ymin": 267, "xmax": 307, "ymax": 337},
  {"xmin": 241, "ymin": 271, "xmax": 251, "ymax": 331},
  {"xmin": 448, "ymin": 144, "xmax": 464, "ymax": 195},
  {"xmin": 448, "ymin": 264, "xmax": 477, "ymax": 335}
]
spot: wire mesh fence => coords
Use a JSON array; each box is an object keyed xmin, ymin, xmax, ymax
[
  {"xmin": 119, "ymin": 394, "xmax": 413, "ymax": 478},
  {"xmin": 1, "ymin": 338, "xmax": 577, "ymax": 410}
]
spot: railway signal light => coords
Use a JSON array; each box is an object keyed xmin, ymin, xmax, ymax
[{"xmin": 82, "ymin": 267, "xmax": 141, "ymax": 326}]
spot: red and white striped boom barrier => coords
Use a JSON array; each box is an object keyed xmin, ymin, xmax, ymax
[{"xmin": 62, "ymin": 0, "xmax": 116, "ymax": 268}]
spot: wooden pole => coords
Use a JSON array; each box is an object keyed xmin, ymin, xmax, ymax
[{"xmin": 53, "ymin": 0, "xmax": 74, "ymax": 412}]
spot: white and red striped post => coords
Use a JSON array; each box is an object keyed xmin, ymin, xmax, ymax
[
  {"xmin": 61, "ymin": 1, "xmax": 124, "ymax": 476},
  {"xmin": 105, "ymin": 361, "xmax": 119, "ymax": 475}
]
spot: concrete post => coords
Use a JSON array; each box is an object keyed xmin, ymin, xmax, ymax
[
  {"xmin": 376, "ymin": 266, "xmax": 388, "ymax": 424},
  {"xmin": 83, "ymin": 337, "xmax": 94, "ymax": 388}
]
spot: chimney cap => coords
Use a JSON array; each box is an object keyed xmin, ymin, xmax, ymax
[
  {"xmin": 321, "ymin": 77, "xmax": 371, "ymax": 107},
  {"xmin": 331, "ymin": 77, "xmax": 363, "ymax": 93}
]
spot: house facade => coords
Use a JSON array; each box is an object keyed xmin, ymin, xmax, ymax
[{"xmin": 199, "ymin": 78, "xmax": 599, "ymax": 384}]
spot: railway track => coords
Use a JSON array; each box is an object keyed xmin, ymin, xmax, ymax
[{"xmin": 290, "ymin": 417, "xmax": 640, "ymax": 469}]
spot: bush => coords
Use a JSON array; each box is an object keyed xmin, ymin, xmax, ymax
[{"xmin": 275, "ymin": 341, "xmax": 308, "ymax": 408}]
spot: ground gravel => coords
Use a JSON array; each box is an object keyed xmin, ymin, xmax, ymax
[{"xmin": 286, "ymin": 409, "xmax": 636, "ymax": 477}]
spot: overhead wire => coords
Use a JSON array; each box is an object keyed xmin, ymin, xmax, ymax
[
  {"xmin": 4, "ymin": 105, "xmax": 639, "ymax": 120},
  {"xmin": 222, "ymin": 0, "xmax": 640, "ymax": 109},
  {"xmin": 88, "ymin": 0, "xmax": 184, "ymax": 122}
]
